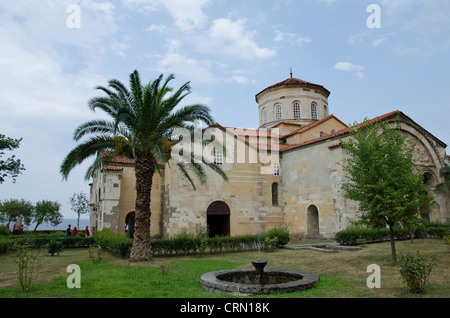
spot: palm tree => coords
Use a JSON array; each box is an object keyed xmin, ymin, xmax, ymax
[{"xmin": 61, "ymin": 70, "xmax": 228, "ymax": 261}]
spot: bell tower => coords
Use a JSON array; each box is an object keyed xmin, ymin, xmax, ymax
[{"xmin": 255, "ymin": 75, "xmax": 331, "ymax": 129}]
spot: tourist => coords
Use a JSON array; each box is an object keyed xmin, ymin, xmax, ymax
[
  {"xmin": 66, "ymin": 224, "xmax": 72, "ymax": 236},
  {"xmin": 85, "ymin": 226, "xmax": 90, "ymax": 237},
  {"xmin": 72, "ymin": 227, "xmax": 78, "ymax": 236}
]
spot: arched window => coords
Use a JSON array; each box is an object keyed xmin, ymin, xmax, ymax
[
  {"xmin": 324, "ymin": 105, "xmax": 328, "ymax": 117},
  {"xmin": 293, "ymin": 102, "xmax": 301, "ymax": 119},
  {"xmin": 262, "ymin": 108, "xmax": 267, "ymax": 125},
  {"xmin": 273, "ymin": 162, "xmax": 280, "ymax": 176},
  {"xmin": 311, "ymin": 103, "xmax": 318, "ymax": 120},
  {"xmin": 275, "ymin": 104, "xmax": 282, "ymax": 121},
  {"xmin": 320, "ymin": 131, "xmax": 325, "ymax": 137},
  {"xmin": 423, "ymin": 172, "xmax": 435, "ymax": 186},
  {"xmin": 214, "ymin": 148, "xmax": 223, "ymax": 166},
  {"xmin": 272, "ymin": 182, "xmax": 279, "ymax": 206}
]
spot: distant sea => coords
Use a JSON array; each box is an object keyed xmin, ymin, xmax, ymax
[{"xmin": 25, "ymin": 218, "xmax": 90, "ymax": 231}]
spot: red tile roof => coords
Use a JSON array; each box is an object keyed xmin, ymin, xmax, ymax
[
  {"xmin": 281, "ymin": 114, "xmax": 348, "ymax": 138},
  {"xmin": 271, "ymin": 122, "xmax": 303, "ymax": 128},
  {"xmin": 256, "ymin": 77, "xmax": 331, "ymax": 101},
  {"xmin": 95, "ymin": 110, "xmax": 447, "ymax": 168},
  {"xmin": 98, "ymin": 151, "xmax": 135, "ymax": 164},
  {"xmin": 281, "ymin": 110, "xmax": 402, "ymax": 153},
  {"xmin": 327, "ymin": 141, "xmax": 341, "ymax": 149},
  {"xmin": 102, "ymin": 166, "xmax": 123, "ymax": 172}
]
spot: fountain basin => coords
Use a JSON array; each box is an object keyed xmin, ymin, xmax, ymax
[{"xmin": 200, "ymin": 268, "xmax": 319, "ymax": 296}]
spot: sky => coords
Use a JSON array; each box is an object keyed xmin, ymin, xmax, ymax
[{"xmin": 1, "ymin": 0, "xmax": 449, "ymax": 219}]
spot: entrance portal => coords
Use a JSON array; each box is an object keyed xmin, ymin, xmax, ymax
[
  {"xmin": 207, "ymin": 201, "xmax": 230, "ymax": 237},
  {"xmin": 307, "ymin": 205, "xmax": 320, "ymax": 237},
  {"xmin": 125, "ymin": 211, "xmax": 135, "ymax": 239}
]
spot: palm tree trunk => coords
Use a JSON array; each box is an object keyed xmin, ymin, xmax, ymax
[{"xmin": 129, "ymin": 154, "xmax": 155, "ymax": 262}]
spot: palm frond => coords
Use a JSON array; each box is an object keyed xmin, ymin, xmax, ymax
[
  {"xmin": 73, "ymin": 119, "xmax": 117, "ymax": 141},
  {"xmin": 129, "ymin": 70, "xmax": 143, "ymax": 112},
  {"xmin": 60, "ymin": 135, "xmax": 115, "ymax": 180},
  {"xmin": 88, "ymin": 96, "xmax": 121, "ymax": 117}
]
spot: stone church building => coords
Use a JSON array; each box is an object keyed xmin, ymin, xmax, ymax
[{"xmin": 88, "ymin": 76, "xmax": 450, "ymax": 239}]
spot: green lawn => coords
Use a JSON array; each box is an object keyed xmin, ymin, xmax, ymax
[{"xmin": 0, "ymin": 238, "xmax": 448, "ymax": 298}]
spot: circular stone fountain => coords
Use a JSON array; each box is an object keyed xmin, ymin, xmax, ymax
[{"xmin": 200, "ymin": 260, "xmax": 319, "ymax": 296}]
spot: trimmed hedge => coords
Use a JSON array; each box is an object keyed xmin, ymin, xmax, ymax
[
  {"xmin": 94, "ymin": 230, "xmax": 132, "ymax": 258},
  {"xmin": 150, "ymin": 234, "xmax": 270, "ymax": 256},
  {"xmin": 0, "ymin": 233, "xmax": 94, "ymax": 254},
  {"xmin": 1, "ymin": 228, "xmax": 290, "ymax": 258},
  {"xmin": 336, "ymin": 223, "xmax": 450, "ymax": 246},
  {"xmin": 0, "ymin": 238, "xmax": 10, "ymax": 254},
  {"xmin": 93, "ymin": 229, "xmax": 290, "ymax": 258}
]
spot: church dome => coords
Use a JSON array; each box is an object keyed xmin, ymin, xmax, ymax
[{"xmin": 256, "ymin": 77, "xmax": 331, "ymax": 129}]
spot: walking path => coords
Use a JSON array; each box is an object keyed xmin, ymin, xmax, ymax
[{"xmin": 282, "ymin": 242, "xmax": 362, "ymax": 252}]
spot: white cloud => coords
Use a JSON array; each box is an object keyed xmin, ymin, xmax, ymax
[
  {"xmin": 165, "ymin": 38, "xmax": 183, "ymax": 52},
  {"xmin": 0, "ymin": 0, "xmax": 119, "ymax": 70},
  {"xmin": 334, "ymin": 62, "xmax": 364, "ymax": 80},
  {"xmin": 381, "ymin": 0, "xmax": 450, "ymax": 33},
  {"xmin": 162, "ymin": 0, "xmax": 209, "ymax": 31},
  {"xmin": 348, "ymin": 31, "xmax": 369, "ymax": 44},
  {"xmin": 145, "ymin": 23, "xmax": 166, "ymax": 32},
  {"xmin": 0, "ymin": 1, "xmax": 120, "ymax": 215},
  {"xmin": 198, "ymin": 18, "xmax": 276, "ymax": 60},
  {"xmin": 110, "ymin": 36, "xmax": 130, "ymax": 57},
  {"xmin": 372, "ymin": 37, "xmax": 387, "ymax": 47},
  {"xmin": 334, "ymin": 62, "xmax": 363, "ymax": 72},
  {"xmin": 316, "ymin": 0, "xmax": 337, "ymax": 6},
  {"xmin": 122, "ymin": 0, "xmax": 160, "ymax": 13},
  {"xmin": 274, "ymin": 30, "xmax": 311, "ymax": 46},
  {"xmin": 155, "ymin": 52, "xmax": 217, "ymax": 84},
  {"xmin": 226, "ymin": 75, "xmax": 250, "ymax": 84},
  {"xmin": 124, "ymin": 0, "xmax": 209, "ymax": 32},
  {"xmin": 0, "ymin": 1, "xmax": 117, "ymax": 120}
]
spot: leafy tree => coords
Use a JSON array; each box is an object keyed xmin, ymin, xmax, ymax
[
  {"xmin": 436, "ymin": 163, "xmax": 450, "ymax": 193},
  {"xmin": 32, "ymin": 200, "xmax": 63, "ymax": 232},
  {"xmin": 0, "ymin": 199, "xmax": 33, "ymax": 230},
  {"xmin": 0, "ymin": 134, "xmax": 25, "ymax": 184},
  {"xmin": 340, "ymin": 118, "xmax": 433, "ymax": 264},
  {"xmin": 60, "ymin": 70, "xmax": 228, "ymax": 261},
  {"xmin": 68, "ymin": 192, "xmax": 89, "ymax": 229}
]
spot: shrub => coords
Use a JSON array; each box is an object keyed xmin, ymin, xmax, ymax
[
  {"xmin": 88, "ymin": 246, "xmax": 102, "ymax": 264},
  {"xmin": 5, "ymin": 233, "xmax": 93, "ymax": 250},
  {"xmin": 0, "ymin": 238, "xmax": 12, "ymax": 254},
  {"xmin": 445, "ymin": 235, "xmax": 450, "ymax": 244},
  {"xmin": 425, "ymin": 224, "xmax": 450, "ymax": 238},
  {"xmin": 335, "ymin": 223, "xmax": 450, "ymax": 245},
  {"xmin": 264, "ymin": 228, "xmax": 290, "ymax": 246},
  {"xmin": 47, "ymin": 239, "xmax": 63, "ymax": 256},
  {"xmin": 13, "ymin": 242, "xmax": 41, "ymax": 293},
  {"xmin": 94, "ymin": 230, "xmax": 132, "ymax": 258},
  {"xmin": 94, "ymin": 231, "xmax": 286, "ymax": 258},
  {"xmin": 399, "ymin": 251, "xmax": 437, "ymax": 293},
  {"xmin": 335, "ymin": 226, "xmax": 389, "ymax": 245},
  {"xmin": 0, "ymin": 225, "xmax": 11, "ymax": 236},
  {"xmin": 62, "ymin": 236, "xmax": 94, "ymax": 248}
]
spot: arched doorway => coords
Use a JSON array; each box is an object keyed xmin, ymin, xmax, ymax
[
  {"xmin": 207, "ymin": 201, "xmax": 230, "ymax": 237},
  {"xmin": 307, "ymin": 205, "xmax": 320, "ymax": 237},
  {"xmin": 430, "ymin": 202, "xmax": 440, "ymax": 223},
  {"xmin": 125, "ymin": 211, "xmax": 135, "ymax": 239}
]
